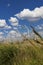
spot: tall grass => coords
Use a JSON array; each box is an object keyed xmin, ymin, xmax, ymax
[
  {"xmin": 0, "ymin": 26, "xmax": 43, "ymax": 65},
  {"xmin": 0, "ymin": 39, "xmax": 43, "ymax": 65}
]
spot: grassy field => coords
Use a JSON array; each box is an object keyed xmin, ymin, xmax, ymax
[
  {"xmin": 0, "ymin": 27, "xmax": 43, "ymax": 65},
  {"xmin": 0, "ymin": 39, "xmax": 43, "ymax": 65}
]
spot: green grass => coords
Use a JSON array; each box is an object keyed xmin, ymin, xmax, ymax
[
  {"xmin": 0, "ymin": 26, "xmax": 43, "ymax": 65},
  {"xmin": 0, "ymin": 39, "xmax": 43, "ymax": 65}
]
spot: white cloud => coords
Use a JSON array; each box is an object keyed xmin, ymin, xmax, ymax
[
  {"xmin": 0, "ymin": 31, "xmax": 5, "ymax": 41},
  {"xmin": 6, "ymin": 30, "xmax": 22, "ymax": 42},
  {"xmin": 9, "ymin": 17, "xmax": 18, "ymax": 26},
  {"xmin": 35, "ymin": 24, "xmax": 43, "ymax": 30},
  {"xmin": 15, "ymin": 6, "xmax": 43, "ymax": 21},
  {"xmin": 0, "ymin": 32, "xmax": 4, "ymax": 35},
  {"xmin": 38, "ymin": 27, "xmax": 42, "ymax": 30},
  {"xmin": 4, "ymin": 25, "xmax": 11, "ymax": 29},
  {"xmin": 35, "ymin": 25, "xmax": 43, "ymax": 30},
  {"xmin": 3, "ymin": 25, "xmax": 12, "ymax": 34},
  {"xmin": 0, "ymin": 19, "xmax": 6, "ymax": 27},
  {"xmin": 8, "ymin": 30, "xmax": 21, "ymax": 37},
  {"xmin": 9, "ymin": 30, "xmax": 17, "ymax": 35},
  {"xmin": 0, "ymin": 18, "xmax": 19, "ymax": 42}
]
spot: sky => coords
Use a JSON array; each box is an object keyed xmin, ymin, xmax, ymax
[{"xmin": 0, "ymin": 0, "xmax": 43, "ymax": 41}]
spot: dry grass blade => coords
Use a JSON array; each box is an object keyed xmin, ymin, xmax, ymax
[{"xmin": 30, "ymin": 25, "xmax": 43, "ymax": 40}]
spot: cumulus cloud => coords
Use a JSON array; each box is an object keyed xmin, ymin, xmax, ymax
[
  {"xmin": 6, "ymin": 30, "xmax": 22, "ymax": 42},
  {"xmin": 8, "ymin": 30, "xmax": 21, "ymax": 37},
  {"xmin": 15, "ymin": 6, "xmax": 43, "ymax": 21},
  {"xmin": 4, "ymin": 25, "xmax": 11, "ymax": 29},
  {"xmin": 9, "ymin": 17, "xmax": 18, "ymax": 26},
  {"xmin": 0, "ymin": 18, "xmax": 19, "ymax": 42},
  {"xmin": 9, "ymin": 30, "xmax": 17, "ymax": 35},
  {"xmin": 2, "ymin": 25, "xmax": 12, "ymax": 34},
  {"xmin": 0, "ymin": 32, "xmax": 4, "ymax": 35},
  {"xmin": 0, "ymin": 19, "xmax": 6, "ymax": 27},
  {"xmin": 0, "ymin": 19, "xmax": 12, "ymax": 34},
  {"xmin": 0, "ymin": 6, "xmax": 43, "ymax": 41}
]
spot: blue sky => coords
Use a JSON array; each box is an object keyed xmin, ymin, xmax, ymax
[
  {"xmin": 0, "ymin": 0, "xmax": 43, "ymax": 26},
  {"xmin": 0, "ymin": 0, "xmax": 43, "ymax": 41}
]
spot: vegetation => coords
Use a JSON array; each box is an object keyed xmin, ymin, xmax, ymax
[{"xmin": 0, "ymin": 26, "xmax": 43, "ymax": 65}]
